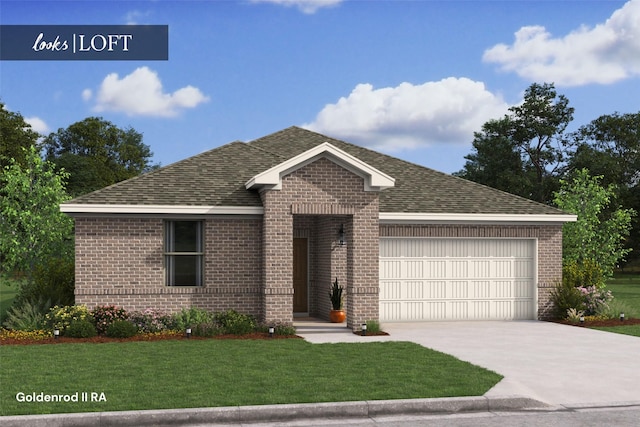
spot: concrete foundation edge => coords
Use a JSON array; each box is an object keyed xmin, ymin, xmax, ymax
[{"xmin": 0, "ymin": 396, "xmax": 553, "ymax": 426}]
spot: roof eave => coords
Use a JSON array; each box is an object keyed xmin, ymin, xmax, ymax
[
  {"xmin": 380, "ymin": 212, "xmax": 578, "ymax": 224},
  {"xmin": 60, "ymin": 204, "xmax": 264, "ymax": 216}
]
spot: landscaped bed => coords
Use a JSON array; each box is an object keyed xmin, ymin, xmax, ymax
[{"xmin": 0, "ymin": 339, "xmax": 502, "ymax": 416}]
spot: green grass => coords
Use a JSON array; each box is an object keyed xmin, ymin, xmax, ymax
[
  {"xmin": 0, "ymin": 276, "xmax": 20, "ymax": 324},
  {"xmin": 0, "ymin": 339, "xmax": 502, "ymax": 416},
  {"xmin": 591, "ymin": 325, "xmax": 640, "ymax": 337},
  {"xmin": 589, "ymin": 274, "xmax": 640, "ymax": 337},
  {"xmin": 607, "ymin": 274, "xmax": 640, "ymax": 313}
]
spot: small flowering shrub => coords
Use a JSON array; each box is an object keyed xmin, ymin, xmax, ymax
[
  {"xmin": 129, "ymin": 309, "xmax": 174, "ymax": 333},
  {"xmin": 577, "ymin": 286, "xmax": 613, "ymax": 316},
  {"xmin": 0, "ymin": 328, "xmax": 52, "ymax": 341},
  {"xmin": 91, "ymin": 305, "xmax": 129, "ymax": 335},
  {"xmin": 45, "ymin": 305, "xmax": 92, "ymax": 335}
]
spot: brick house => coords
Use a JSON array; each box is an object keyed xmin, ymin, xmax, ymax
[{"xmin": 60, "ymin": 126, "xmax": 575, "ymax": 329}]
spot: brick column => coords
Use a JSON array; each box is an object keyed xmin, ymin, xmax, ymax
[
  {"xmin": 260, "ymin": 189, "xmax": 294, "ymax": 324},
  {"xmin": 346, "ymin": 199, "xmax": 380, "ymax": 330}
]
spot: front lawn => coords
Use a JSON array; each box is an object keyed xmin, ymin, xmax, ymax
[
  {"xmin": 607, "ymin": 274, "xmax": 640, "ymax": 314},
  {"xmin": 0, "ymin": 339, "xmax": 501, "ymax": 416},
  {"xmin": 591, "ymin": 324, "xmax": 640, "ymax": 337}
]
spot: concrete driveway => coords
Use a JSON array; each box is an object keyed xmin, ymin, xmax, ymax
[{"xmin": 297, "ymin": 320, "xmax": 640, "ymax": 407}]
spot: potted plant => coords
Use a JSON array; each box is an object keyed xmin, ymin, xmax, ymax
[{"xmin": 328, "ymin": 278, "xmax": 346, "ymax": 323}]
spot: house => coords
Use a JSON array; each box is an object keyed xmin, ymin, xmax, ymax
[{"xmin": 60, "ymin": 126, "xmax": 576, "ymax": 329}]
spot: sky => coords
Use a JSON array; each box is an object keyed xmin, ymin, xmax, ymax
[{"xmin": 1, "ymin": 0, "xmax": 639, "ymax": 174}]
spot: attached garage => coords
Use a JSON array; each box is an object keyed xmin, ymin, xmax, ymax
[{"xmin": 380, "ymin": 238, "xmax": 536, "ymax": 321}]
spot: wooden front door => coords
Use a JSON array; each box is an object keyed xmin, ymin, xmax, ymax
[{"xmin": 293, "ymin": 238, "xmax": 308, "ymax": 313}]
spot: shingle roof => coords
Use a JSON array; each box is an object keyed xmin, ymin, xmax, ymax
[{"xmin": 67, "ymin": 126, "xmax": 567, "ymax": 216}]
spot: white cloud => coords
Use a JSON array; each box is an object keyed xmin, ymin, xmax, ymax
[
  {"xmin": 483, "ymin": 0, "xmax": 640, "ymax": 86},
  {"xmin": 303, "ymin": 77, "xmax": 510, "ymax": 151},
  {"xmin": 250, "ymin": 0, "xmax": 342, "ymax": 14},
  {"xmin": 85, "ymin": 67, "xmax": 209, "ymax": 117},
  {"xmin": 81, "ymin": 89, "xmax": 92, "ymax": 101},
  {"xmin": 24, "ymin": 116, "xmax": 49, "ymax": 135},
  {"xmin": 124, "ymin": 10, "xmax": 152, "ymax": 25}
]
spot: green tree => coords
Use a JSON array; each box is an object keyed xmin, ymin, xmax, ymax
[
  {"xmin": 42, "ymin": 117, "xmax": 156, "ymax": 197},
  {"xmin": 0, "ymin": 103, "xmax": 40, "ymax": 170},
  {"xmin": 457, "ymin": 83, "xmax": 574, "ymax": 203},
  {"xmin": 569, "ymin": 112, "xmax": 640, "ymax": 264},
  {"xmin": 453, "ymin": 118, "xmax": 531, "ymax": 196},
  {"xmin": 554, "ymin": 169, "xmax": 635, "ymax": 280},
  {"xmin": 0, "ymin": 145, "xmax": 73, "ymax": 281}
]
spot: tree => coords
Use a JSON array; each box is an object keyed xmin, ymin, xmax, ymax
[
  {"xmin": 568, "ymin": 112, "xmax": 640, "ymax": 264},
  {"xmin": 554, "ymin": 169, "xmax": 635, "ymax": 280},
  {"xmin": 0, "ymin": 145, "xmax": 74, "ymax": 281},
  {"xmin": 453, "ymin": 117, "xmax": 531, "ymax": 196},
  {"xmin": 0, "ymin": 103, "xmax": 40, "ymax": 170},
  {"xmin": 457, "ymin": 83, "xmax": 574, "ymax": 203},
  {"xmin": 42, "ymin": 117, "xmax": 156, "ymax": 197}
]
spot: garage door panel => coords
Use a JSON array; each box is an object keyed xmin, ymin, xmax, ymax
[
  {"xmin": 473, "ymin": 281, "xmax": 491, "ymax": 298},
  {"xmin": 426, "ymin": 281, "xmax": 446, "ymax": 298},
  {"xmin": 380, "ymin": 238, "xmax": 536, "ymax": 322},
  {"xmin": 380, "ymin": 281, "xmax": 402, "ymax": 300}
]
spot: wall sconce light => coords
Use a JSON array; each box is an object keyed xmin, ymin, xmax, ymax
[
  {"xmin": 338, "ymin": 224, "xmax": 346, "ymax": 247},
  {"xmin": 54, "ymin": 329, "xmax": 60, "ymax": 339},
  {"xmin": 268, "ymin": 326, "xmax": 275, "ymax": 338},
  {"xmin": 186, "ymin": 328, "xmax": 192, "ymax": 338},
  {"xmin": 361, "ymin": 323, "xmax": 367, "ymax": 336},
  {"xmin": 620, "ymin": 313, "xmax": 625, "ymax": 322}
]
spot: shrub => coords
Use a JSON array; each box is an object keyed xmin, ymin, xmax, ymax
[
  {"xmin": 598, "ymin": 298, "xmax": 640, "ymax": 320},
  {"xmin": 91, "ymin": 305, "xmax": 129, "ymax": 335},
  {"xmin": 563, "ymin": 259, "xmax": 605, "ymax": 289},
  {"xmin": 66, "ymin": 319, "xmax": 97, "ymax": 338},
  {"xmin": 365, "ymin": 320, "xmax": 382, "ymax": 334},
  {"xmin": 13, "ymin": 257, "xmax": 75, "ymax": 308},
  {"xmin": 577, "ymin": 286, "xmax": 613, "ymax": 316},
  {"xmin": 2, "ymin": 298, "xmax": 52, "ymax": 331},
  {"xmin": 45, "ymin": 305, "xmax": 92, "ymax": 334},
  {"xmin": 171, "ymin": 307, "xmax": 214, "ymax": 331},
  {"xmin": 193, "ymin": 322, "xmax": 224, "ymax": 337},
  {"xmin": 214, "ymin": 309, "xmax": 256, "ymax": 335},
  {"xmin": 566, "ymin": 308, "xmax": 585, "ymax": 323},
  {"xmin": 130, "ymin": 309, "xmax": 174, "ymax": 333},
  {"xmin": 257, "ymin": 322, "xmax": 297, "ymax": 336},
  {"xmin": 550, "ymin": 281, "xmax": 585, "ymax": 319},
  {"xmin": 105, "ymin": 320, "xmax": 138, "ymax": 338}
]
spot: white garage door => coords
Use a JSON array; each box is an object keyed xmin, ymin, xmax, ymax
[{"xmin": 380, "ymin": 238, "xmax": 536, "ymax": 321}]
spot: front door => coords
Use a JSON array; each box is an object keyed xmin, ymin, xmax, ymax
[{"xmin": 293, "ymin": 238, "xmax": 308, "ymax": 313}]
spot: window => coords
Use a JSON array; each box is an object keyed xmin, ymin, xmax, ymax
[{"xmin": 165, "ymin": 221, "xmax": 203, "ymax": 286}]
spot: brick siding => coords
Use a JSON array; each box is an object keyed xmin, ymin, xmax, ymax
[
  {"xmin": 74, "ymin": 217, "xmax": 262, "ymax": 316},
  {"xmin": 261, "ymin": 157, "xmax": 380, "ymax": 329}
]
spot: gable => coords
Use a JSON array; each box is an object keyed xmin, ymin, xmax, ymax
[{"xmin": 245, "ymin": 142, "xmax": 395, "ymax": 192}]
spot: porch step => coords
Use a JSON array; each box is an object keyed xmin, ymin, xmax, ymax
[{"xmin": 293, "ymin": 318, "xmax": 351, "ymax": 334}]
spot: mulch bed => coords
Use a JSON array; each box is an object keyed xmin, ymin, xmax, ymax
[
  {"xmin": 553, "ymin": 318, "xmax": 640, "ymax": 327},
  {"xmin": 0, "ymin": 332, "xmax": 303, "ymax": 346},
  {"xmin": 352, "ymin": 331, "xmax": 389, "ymax": 336}
]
